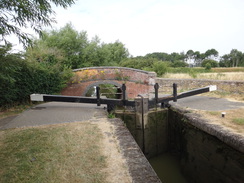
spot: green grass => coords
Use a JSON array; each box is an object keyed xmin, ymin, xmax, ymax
[
  {"xmin": 0, "ymin": 123, "xmax": 107, "ymax": 183},
  {"xmin": 232, "ymin": 118, "xmax": 244, "ymax": 125}
]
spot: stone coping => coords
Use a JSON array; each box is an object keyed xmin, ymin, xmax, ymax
[
  {"xmin": 108, "ymin": 118, "xmax": 162, "ymax": 183},
  {"xmin": 73, "ymin": 66, "xmax": 157, "ymax": 76},
  {"xmin": 170, "ymin": 104, "xmax": 244, "ymax": 153}
]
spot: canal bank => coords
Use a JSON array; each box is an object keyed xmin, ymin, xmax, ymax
[{"xmin": 115, "ymin": 103, "xmax": 244, "ymax": 183}]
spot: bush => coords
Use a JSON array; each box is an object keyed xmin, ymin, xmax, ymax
[
  {"xmin": 201, "ymin": 59, "xmax": 218, "ymax": 68},
  {"xmin": 205, "ymin": 63, "xmax": 212, "ymax": 70},
  {"xmin": 171, "ymin": 60, "xmax": 188, "ymax": 67},
  {"xmin": 0, "ymin": 44, "xmax": 73, "ymax": 109},
  {"xmin": 152, "ymin": 61, "xmax": 169, "ymax": 76}
]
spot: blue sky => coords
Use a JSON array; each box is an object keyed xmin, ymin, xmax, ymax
[{"xmin": 11, "ymin": 0, "xmax": 244, "ymax": 57}]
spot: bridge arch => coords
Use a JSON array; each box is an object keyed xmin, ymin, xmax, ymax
[
  {"xmin": 61, "ymin": 67, "xmax": 156, "ymax": 98},
  {"xmin": 83, "ymin": 81, "xmax": 123, "ymax": 99}
]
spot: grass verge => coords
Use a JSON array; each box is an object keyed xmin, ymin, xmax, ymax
[
  {"xmin": 232, "ymin": 118, "xmax": 244, "ymax": 125},
  {"xmin": 0, "ymin": 104, "xmax": 34, "ymax": 119},
  {"xmin": 196, "ymin": 108, "xmax": 244, "ymax": 135},
  {"xmin": 0, "ymin": 122, "xmax": 107, "ymax": 183}
]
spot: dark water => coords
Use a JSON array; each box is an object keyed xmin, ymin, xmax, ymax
[{"xmin": 149, "ymin": 153, "xmax": 188, "ymax": 183}]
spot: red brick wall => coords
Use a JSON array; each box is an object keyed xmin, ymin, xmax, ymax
[{"xmin": 61, "ymin": 67, "xmax": 156, "ymax": 98}]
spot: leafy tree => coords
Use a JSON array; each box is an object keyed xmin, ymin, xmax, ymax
[
  {"xmin": 0, "ymin": 0, "xmax": 75, "ymax": 46},
  {"xmin": 99, "ymin": 40, "xmax": 129, "ymax": 66},
  {"xmin": 219, "ymin": 54, "xmax": 231, "ymax": 67},
  {"xmin": 192, "ymin": 51, "xmax": 205, "ymax": 66},
  {"xmin": 219, "ymin": 49, "xmax": 244, "ymax": 67},
  {"xmin": 204, "ymin": 49, "xmax": 219, "ymax": 60},
  {"xmin": 120, "ymin": 57, "xmax": 157, "ymax": 70},
  {"xmin": 26, "ymin": 24, "xmax": 129, "ymax": 69},
  {"xmin": 229, "ymin": 49, "xmax": 242, "ymax": 67},
  {"xmin": 1, "ymin": 44, "xmax": 73, "ymax": 109},
  {"xmin": 201, "ymin": 59, "xmax": 218, "ymax": 68},
  {"xmin": 145, "ymin": 52, "xmax": 170, "ymax": 61},
  {"xmin": 186, "ymin": 50, "xmax": 195, "ymax": 66},
  {"xmin": 171, "ymin": 60, "xmax": 188, "ymax": 67}
]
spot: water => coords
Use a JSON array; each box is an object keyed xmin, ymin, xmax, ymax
[{"xmin": 149, "ymin": 153, "xmax": 188, "ymax": 183}]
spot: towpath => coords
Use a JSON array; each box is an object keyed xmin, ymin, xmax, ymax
[
  {"xmin": 0, "ymin": 102, "xmax": 106, "ymax": 129},
  {"xmin": 170, "ymin": 96, "xmax": 244, "ymax": 111}
]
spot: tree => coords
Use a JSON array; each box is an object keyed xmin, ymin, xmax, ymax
[
  {"xmin": 0, "ymin": 0, "xmax": 75, "ymax": 46},
  {"xmin": 186, "ymin": 50, "xmax": 195, "ymax": 66},
  {"xmin": 219, "ymin": 49, "xmax": 244, "ymax": 67},
  {"xmin": 204, "ymin": 49, "xmax": 219, "ymax": 60},
  {"xmin": 229, "ymin": 49, "xmax": 242, "ymax": 67},
  {"xmin": 1, "ymin": 43, "xmax": 73, "ymax": 109},
  {"xmin": 26, "ymin": 24, "xmax": 129, "ymax": 69},
  {"xmin": 201, "ymin": 59, "xmax": 218, "ymax": 68},
  {"xmin": 171, "ymin": 60, "xmax": 188, "ymax": 67}
]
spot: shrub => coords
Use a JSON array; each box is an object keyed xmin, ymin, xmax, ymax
[
  {"xmin": 171, "ymin": 60, "xmax": 188, "ymax": 68},
  {"xmin": 205, "ymin": 63, "xmax": 212, "ymax": 70},
  {"xmin": 152, "ymin": 61, "xmax": 169, "ymax": 76},
  {"xmin": 0, "ymin": 44, "xmax": 73, "ymax": 109},
  {"xmin": 201, "ymin": 59, "xmax": 218, "ymax": 68}
]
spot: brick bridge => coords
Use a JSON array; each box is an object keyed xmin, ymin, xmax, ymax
[{"xmin": 61, "ymin": 67, "xmax": 157, "ymax": 98}]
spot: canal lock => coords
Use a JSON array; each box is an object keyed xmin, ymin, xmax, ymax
[{"xmin": 115, "ymin": 100, "xmax": 244, "ymax": 183}]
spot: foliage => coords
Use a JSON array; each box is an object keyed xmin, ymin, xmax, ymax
[
  {"xmin": 120, "ymin": 57, "xmax": 170, "ymax": 76},
  {"xmin": 171, "ymin": 60, "xmax": 188, "ymax": 68},
  {"xmin": 152, "ymin": 61, "xmax": 169, "ymax": 76},
  {"xmin": 145, "ymin": 52, "xmax": 186, "ymax": 62},
  {"xmin": 201, "ymin": 59, "xmax": 218, "ymax": 68},
  {"xmin": 219, "ymin": 49, "xmax": 244, "ymax": 67},
  {"xmin": 205, "ymin": 63, "xmax": 212, "ymax": 71},
  {"xmin": 167, "ymin": 67, "xmax": 207, "ymax": 74},
  {"xmin": 120, "ymin": 57, "xmax": 157, "ymax": 70},
  {"xmin": 28, "ymin": 24, "xmax": 129, "ymax": 69},
  {"xmin": 0, "ymin": 44, "xmax": 73, "ymax": 109},
  {"xmin": 0, "ymin": 0, "xmax": 75, "ymax": 46}
]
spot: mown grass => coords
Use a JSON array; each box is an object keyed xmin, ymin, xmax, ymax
[{"xmin": 0, "ymin": 123, "xmax": 107, "ymax": 183}]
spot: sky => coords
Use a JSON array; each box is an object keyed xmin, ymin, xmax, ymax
[{"xmin": 10, "ymin": 0, "xmax": 244, "ymax": 57}]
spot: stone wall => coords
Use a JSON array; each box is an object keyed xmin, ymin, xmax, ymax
[
  {"xmin": 156, "ymin": 78, "xmax": 244, "ymax": 94},
  {"xmin": 115, "ymin": 108, "xmax": 168, "ymax": 159},
  {"xmin": 168, "ymin": 105, "xmax": 244, "ymax": 183},
  {"xmin": 116, "ymin": 104, "xmax": 244, "ymax": 182}
]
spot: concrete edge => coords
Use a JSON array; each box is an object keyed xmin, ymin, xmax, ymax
[
  {"xmin": 170, "ymin": 104, "xmax": 244, "ymax": 153},
  {"xmin": 108, "ymin": 118, "xmax": 162, "ymax": 183}
]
